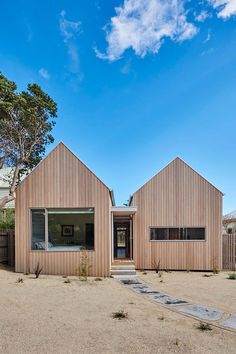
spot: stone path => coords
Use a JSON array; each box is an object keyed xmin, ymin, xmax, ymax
[{"xmin": 115, "ymin": 276, "xmax": 236, "ymax": 331}]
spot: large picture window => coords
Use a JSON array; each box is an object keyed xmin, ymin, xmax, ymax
[
  {"xmin": 31, "ymin": 208, "xmax": 94, "ymax": 251},
  {"xmin": 150, "ymin": 227, "xmax": 205, "ymax": 241}
]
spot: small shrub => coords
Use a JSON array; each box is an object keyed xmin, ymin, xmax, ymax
[
  {"xmin": 212, "ymin": 267, "xmax": 219, "ymax": 275},
  {"xmin": 64, "ymin": 278, "xmax": 71, "ymax": 284},
  {"xmin": 62, "ymin": 275, "xmax": 68, "ymax": 278},
  {"xmin": 186, "ymin": 268, "xmax": 190, "ymax": 273},
  {"xmin": 197, "ymin": 322, "xmax": 212, "ymax": 331},
  {"xmin": 142, "ymin": 271, "xmax": 147, "ymax": 275},
  {"xmin": 128, "ymin": 301, "xmax": 135, "ymax": 305},
  {"xmin": 34, "ymin": 262, "xmax": 43, "ymax": 279},
  {"xmin": 158, "ymin": 271, "xmax": 163, "ymax": 278},
  {"xmin": 16, "ymin": 277, "xmax": 24, "ymax": 283},
  {"xmin": 95, "ymin": 277, "xmax": 103, "ymax": 281},
  {"xmin": 159, "ymin": 315, "xmax": 165, "ymax": 321},
  {"xmin": 202, "ymin": 274, "xmax": 213, "ymax": 277},
  {"xmin": 112, "ymin": 310, "xmax": 128, "ymax": 320},
  {"xmin": 78, "ymin": 252, "xmax": 92, "ymax": 281},
  {"xmin": 24, "ymin": 272, "xmax": 29, "ymax": 276},
  {"xmin": 228, "ymin": 272, "xmax": 236, "ymax": 280}
]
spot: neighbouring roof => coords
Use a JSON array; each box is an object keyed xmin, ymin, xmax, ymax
[
  {"xmin": 0, "ymin": 167, "xmax": 12, "ymax": 188},
  {"xmin": 223, "ymin": 210, "xmax": 236, "ymax": 221}
]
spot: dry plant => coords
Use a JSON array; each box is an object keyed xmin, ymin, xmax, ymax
[
  {"xmin": 174, "ymin": 338, "xmax": 180, "ymax": 346},
  {"xmin": 202, "ymin": 274, "xmax": 213, "ymax": 278},
  {"xmin": 112, "ymin": 310, "xmax": 128, "ymax": 320},
  {"xmin": 94, "ymin": 277, "xmax": 103, "ymax": 281},
  {"xmin": 16, "ymin": 277, "xmax": 24, "ymax": 283},
  {"xmin": 212, "ymin": 257, "xmax": 219, "ymax": 274},
  {"xmin": 64, "ymin": 278, "xmax": 71, "ymax": 284},
  {"xmin": 197, "ymin": 322, "xmax": 212, "ymax": 331},
  {"xmin": 34, "ymin": 262, "xmax": 43, "ymax": 279},
  {"xmin": 78, "ymin": 251, "xmax": 92, "ymax": 281},
  {"xmin": 152, "ymin": 260, "xmax": 161, "ymax": 273},
  {"xmin": 159, "ymin": 315, "xmax": 165, "ymax": 320}
]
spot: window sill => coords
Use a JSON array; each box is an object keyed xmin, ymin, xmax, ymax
[{"xmin": 149, "ymin": 240, "xmax": 206, "ymax": 242}]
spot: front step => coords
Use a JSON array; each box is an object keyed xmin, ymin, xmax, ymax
[{"xmin": 111, "ymin": 261, "xmax": 136, "ymax": 276}]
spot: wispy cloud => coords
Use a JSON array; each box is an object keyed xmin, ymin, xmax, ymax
[
  {"xmin": 59, "ymin": 10, "xmax": 82, "ymax": 73},
  {"xmin": 59, "ymin": 10, "xmax": 81, "ymax": 43},
  {"xmin": 39, "ymin": 68, "xmax": 50, "ymax": 80},
  {"xmin": 95, "ymin": 0, "xmax": 198, "ymax": 62},
  {"xmin": 201, "ymin": 47, "xmax": 214, "ymax": 56},
  {"xmin": 204, "ymin": 29, "xmax": 211, "ymax": 43}
]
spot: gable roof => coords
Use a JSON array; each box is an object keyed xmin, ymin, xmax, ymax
[
  {"xmin": 129, "ymin": 157, "xmax": 223, "ymax": 204},
  {"xmin": 17, "ymin": 142, "xmax": 115, "ymax": 205},
  {"xmin": 0, "ymin": 167, "xmax": 12, "ymax": 188}
]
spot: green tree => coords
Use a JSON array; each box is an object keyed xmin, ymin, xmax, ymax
[{"xmin": 0, "ymin": 73, "xmax": 57, "ymax": 207}]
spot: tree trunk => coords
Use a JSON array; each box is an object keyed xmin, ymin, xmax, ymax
[{"xmin": 0, "ymin": 194, "xmax": 15, "ymax": 208}]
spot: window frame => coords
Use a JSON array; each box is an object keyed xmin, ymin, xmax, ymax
[
  {"xmin": 30, "ymin": 207, "xmax": 96, "ymax": 252},
  {"xmin": 149, "ymin": 226, "xmax": 206, "ymax": 242}
]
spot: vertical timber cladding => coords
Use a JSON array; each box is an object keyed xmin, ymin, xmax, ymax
[
  {"xmin": 15, "ymin": 143, "xmax": 112, "ymax": 276},
  {"xmin": 131, "ymin": 158, "xmax": 223, "ymax": 271}
]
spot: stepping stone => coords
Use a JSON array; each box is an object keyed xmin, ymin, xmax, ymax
[
  {"xmin": 150, "ymin": 293, "xmax": 188, "ymax": 305},
  {"xmin": 220, "ymin": 314, "xmax": 236, "ymax": 330},
  {"xmin": 121, "ymin": 279, "xmax": 142, "ymax": 285},
  {"xmin": 131, "ymin": 284, "xmax": 159, "ymax": 294},
  {"xmin": 177, "ymin": 305, "xmax": 223, "ymax": 321}
]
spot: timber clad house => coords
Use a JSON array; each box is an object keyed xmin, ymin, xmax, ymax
[{"xmin": 15, "ymin": 142, "xmax": 223, "ymax": 276}]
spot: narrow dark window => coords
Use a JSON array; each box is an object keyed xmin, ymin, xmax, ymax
[{"xmin": 150, "ymin": 227, "xmax": 205, "ymax": 241}]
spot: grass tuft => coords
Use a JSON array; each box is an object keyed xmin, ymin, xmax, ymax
[{"xmin": 95, "ymin": 277, "xmax": 103, "ymax": 281}]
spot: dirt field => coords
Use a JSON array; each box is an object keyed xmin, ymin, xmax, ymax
[
  {"xmin": 138, "ymin": 270, "xmax": 236, "ymax": 313},
  {"xmin": 0, "ymin": 266, "xmax": 235, "ymax": 354}
]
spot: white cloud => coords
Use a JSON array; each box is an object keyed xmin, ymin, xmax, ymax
[
  {"xmin": 39, "ymin": 68, "xmax": 50, "ymax": 80},
  {"xmin": 195, "ymin": 10, "xmax": 211, "ymax": 22},
  {"xmin": 210, "ymin": 0, "xmax": 236, "ymax": 18},
  {"xmin": 95, "ymin": 0, "xmax": 198, "ymax": 61}
]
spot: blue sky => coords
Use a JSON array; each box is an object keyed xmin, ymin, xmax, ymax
[{"xmin": 0, "ymin": 0, "xmax": 236, "ymax": 212}]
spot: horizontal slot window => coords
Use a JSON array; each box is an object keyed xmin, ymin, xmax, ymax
[{"xmin": 150, "ymin": 227, "xmax": 205, "ymax": 241}]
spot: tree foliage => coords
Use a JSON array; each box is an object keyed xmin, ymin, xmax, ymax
[{"xmin": 0, "ymin": 73, "xmax": 57, "ymax": 207}]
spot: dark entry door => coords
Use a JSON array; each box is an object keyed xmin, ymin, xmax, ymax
[{"xmin": 114, "ymin": 222, "xmax": 130, "ymax": 259}]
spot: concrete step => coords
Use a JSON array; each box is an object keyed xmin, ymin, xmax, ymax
[
  {"xmin": 111, "ymin": 265, "xmax": 136, "ymax": 270},
  {"xmin": 111, "ymin": 268, "xmax": 136, "ymax": 276}
]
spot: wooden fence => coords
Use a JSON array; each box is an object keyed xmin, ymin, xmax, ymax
[
  {"xmin": 0, "ymin": 230, "xmax": 15, "ymax": 267},
  {"xmin": 223, "ymin": 234, "xmax": 236, "ymax": 270}
]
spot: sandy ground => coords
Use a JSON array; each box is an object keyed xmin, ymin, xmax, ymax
[
  {"xmin": 138, "ymin": 270, "xmax": 236, "ymax": 314},
  {"xmin": 0, "ymin": 267, "xmax": 235, "ymax": 354}
]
